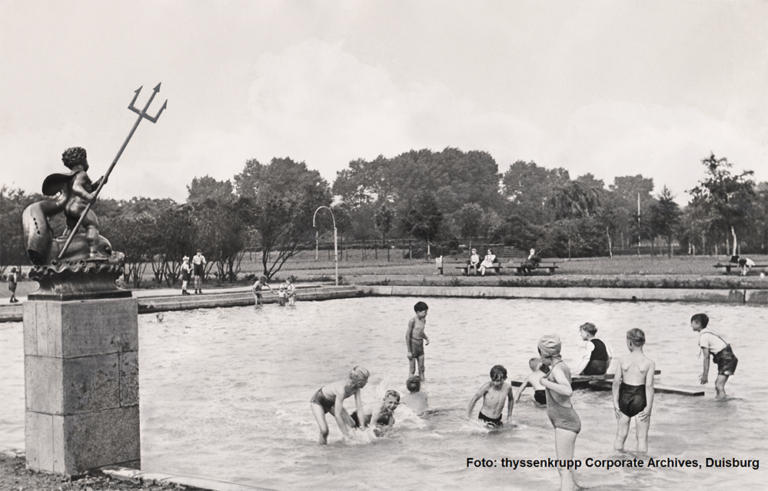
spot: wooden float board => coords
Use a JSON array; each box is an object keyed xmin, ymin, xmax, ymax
[{"xmin": 510, "ymin": 370, "xmax": 661, "ymax": 387}]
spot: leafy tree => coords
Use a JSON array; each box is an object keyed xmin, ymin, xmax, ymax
[
  {"xmin": 688, "ymin": 154, "xmax": 755, "ymax": 255},
  {"xmin": 0, "ymin": 186, "xmax": 35, "ymax": 274},
  {"xmin": 550, "ymin": 179, "xmax": 603, "ymax": 259},
  {"xmin": 401, "ymin": 193, "xmax": 443, "ymax": 258},
  {"xmin": 502, "ymin": 160, "xmax": 570, "ymax": 223},
  {"xmin": 374, "ymin": 203, "xmax": 395, "ymax": 261},
  {"xmin": 103, "ymin": 213, "xmax": 155, "ymax": 288},
  {"xmin": 235, "ymin": 157, "xmax": 331, "ymax": 279},
  {"xmin": 649, "ymin": 186, "xmax": 682, "ymax": 257},
  {"xmin": 452, "ymin": 203, "xmax": 484, "ymax": 248}
]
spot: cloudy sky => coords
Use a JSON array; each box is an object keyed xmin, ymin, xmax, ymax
[{"xmin": 1, "ymin": 0, "xmax": 766, "ymax": 204}]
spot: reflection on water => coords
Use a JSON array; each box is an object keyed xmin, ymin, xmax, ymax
[{"xmin": 2, "ymin": 297, "xmax": 767, "ymax": 490}]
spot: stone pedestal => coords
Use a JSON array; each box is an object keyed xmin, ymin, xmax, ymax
[{"xmin": 23, "ymin": 296, "xmax": 140, "ymax": 475}]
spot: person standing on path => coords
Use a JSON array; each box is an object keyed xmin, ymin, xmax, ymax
[{"xmin": 192, "ymin": 249, "xmax": 206, "ymax": 294}]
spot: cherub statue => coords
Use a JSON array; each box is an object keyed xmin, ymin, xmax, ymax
[{"xmin": 23, "ymin": 147, "xmax": 113, "ymax": 265}]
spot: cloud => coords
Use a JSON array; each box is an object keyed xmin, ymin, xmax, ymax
[{"xmin": 544, "ymin": 101, "xmax": 768, "ymax": 203}]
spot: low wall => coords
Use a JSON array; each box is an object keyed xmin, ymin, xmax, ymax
[{"xmin": 357, "ymin": 285, "xmax": 768, "ymax": 304}]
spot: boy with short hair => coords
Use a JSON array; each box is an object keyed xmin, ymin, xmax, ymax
[
  {"xmin": 406, "ymin": 301, "xmax": 430, "ymax": 381},
  {"xmin": 691, "ymin": 313, "xmax": 738, "ymax": 398},
  {"xmin": 251, "ymin": 275, "xmax": 272, "ymax": 308},
  {"xmin": 350, "ymin": 390, "xmax": 400, "ymax": 431},
  {"xmin": 402, "ymin": 375, "xmax": 428, "ymax": 415},
  {"xmin": 467, "ymin": 365, "xmax": 515, "ymax": 428},
  {"xmin": 468, "ymin": 248, "xmax": 480, "ymax": 275},
  {"xmin": 192, "ymin": 249, "xmax": 206, "ymax": 294},
  {"xmin": 310, "ymin": 367, "xmax": 370, "ymax": 444},
  {"xmin": 613, "ymin": 328, "xmax": 655, "ymax": 452},
  {"xmin": 576, "ymin": 322, "xmax": 612, "ymax": 375},
  {"xmin": 515, "ymin": 357, "xmax": 547, "ymax": 406}
]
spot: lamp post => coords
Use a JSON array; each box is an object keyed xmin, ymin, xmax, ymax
[{"xmin": 313, "ymin": 206, "xmax": 338, "ymax": 286}]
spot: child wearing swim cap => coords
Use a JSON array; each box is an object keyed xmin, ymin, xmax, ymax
[
  {"xmin": 310, "ymin": 367, "xmax": 370, "ymax": 444},
  {"xmin": 613, "ymin": 328, "xmax": 655, "ymax": 453}
]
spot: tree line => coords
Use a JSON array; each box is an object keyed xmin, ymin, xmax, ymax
[{"xmin": 2, "ymin": 149, "xmax": 766, "ymax": 284}]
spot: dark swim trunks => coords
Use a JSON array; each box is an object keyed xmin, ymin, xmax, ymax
[
  {"xmin": 534, "ymin": 389, "xmax": 546, "ymax": 405},
  {"xmin": 713, "ymin": 345, "xmax": 738, "ymax": 376},
  {"xmin": 478, "ymin": 411, "xmax": 503, "ymax": 428},
  {"xmin": 618, "ymin": 383, "xmax": 647, "ymax": 418},
  {"xmin": 351, "ymin": 411, "xmax": 390, "ymax": 428},
  {"xmin": 582, "ymin": 359, "xmax": 609, "ymax": 376},
  {"xmin": 410, "ymin": 338, "xmax": 424, "ymax": 358},
  {"xmin": 310, "ymin": 388, "xmax": 335, "ymax": 413}
]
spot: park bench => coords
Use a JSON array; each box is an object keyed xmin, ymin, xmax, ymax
[
  {"xmin": 455, "ymin": 262, "xmax": 503, "ymax": 276},
  {"xmin": 514, "ymin": 261, "xmax": 560, "ymax": 275},
  {"xmin": 713, "ymin": 263, "xmax": 767, "ymax": 274}
]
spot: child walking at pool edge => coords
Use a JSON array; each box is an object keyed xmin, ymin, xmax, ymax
[
  {"xmin": 406, "ymin": 301, "xmax": 430, "ymax": 382},
  {"xmin": 691, "ymin": 313, "xmax": 738, "ymax": 398},
  {"xmin": 467, "ymin": 365, "xmax": 514, "ymax": 428},
  {"xmin": 310, "ymin": 367, "xmax": 370, "ymax": 444},
  {"xmin": 613, "ymin": 328, "xmax": 655, "ymax": 453},
  {"xmin": 515, "ymin": 357, "xmax": 547, "ymax": 406}
]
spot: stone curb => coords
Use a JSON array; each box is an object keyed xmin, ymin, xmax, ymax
[{"xmin": 102, "ymin": 467, "xmax": 275, "ymax": 491}]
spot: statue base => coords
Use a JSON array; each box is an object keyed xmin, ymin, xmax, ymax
[
  {"xmin": 23, "ymin": 296, "xmax": 140, "ymax": 475},
  {"xmin": 28, "ymin": 260, "xmax": 130, "ymax": 301}
]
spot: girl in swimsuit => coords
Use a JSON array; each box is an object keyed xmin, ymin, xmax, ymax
[
  {"xmin": 538, "ymin": 334, "xmax": 580, "ymax": 491},
  {"xmin": 310, "ymin": 367, "xmax": 370, "ymax": 444}
]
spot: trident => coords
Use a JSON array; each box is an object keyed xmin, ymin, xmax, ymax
[{"xmin": 58, "ymin": 83, "xmax": 168, "ymax": 259}]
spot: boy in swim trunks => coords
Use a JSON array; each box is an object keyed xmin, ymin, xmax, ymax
[
  {"xmin": 467, "ymin": 365, "xmax": 514, "ymax": 428},
  {"xmin": 251, "ymin": 275, "xmax": 272, "ymax": 308},
  {"xmin": 402, "ymin": 375, "xmax": 428, "ymax": 415},
  {"xmin": 612, "ymin": 328, "xmax": 655, "ymax": 452},
  {"xmin": 515, "ymin": 357, "xmax": 547, "ymax": 406},
  {"xmin": 350, "ymin": 390, "xmax": 400, "ymax": 433},
  {"xmin": 406, "ymin": 301, "xmax": 430, "ymax": 381},
  {"xmin": 691, "ymin": 313, "xmax": 738, "ymax": 398},
  {"xmin": 310, "ymin": 367, "xmax": 370, "ymax": 444},
  {"xmin": 537, "ymin": 334, "xmax": 579, "ymax": 491}
]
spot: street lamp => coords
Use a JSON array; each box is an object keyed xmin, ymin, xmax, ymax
[{"xmin": 313, "ymin": 206, "xmax": 338, "ymax": 286}]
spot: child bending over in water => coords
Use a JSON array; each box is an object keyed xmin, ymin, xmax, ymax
[
  {"xmin": 613, "ymin": 328, "xmax": 655, "ymax": 453},
  {"xmin": 467, "ymin": 365, "xmax": 514, "ymax": 428},
  {"xmin": 402, "ymin": 375, "xmax": 428, "ymax": 415},
  {"xmin": 691, "ymin": 313, "xmax": 738, "ymax": 398},
  {"xmin": 350, "ymin": 390, "xmax": 400, "ymax": 433},
  {"xmin": 310, "ymin": 367, "xmax": 369, "ymax": 444},
  {"xmin": 515, "ymin": 357, "xmax": 547, "ymax": 406}
]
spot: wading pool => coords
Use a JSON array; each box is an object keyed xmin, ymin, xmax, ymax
[{"xmin": 1, "ymin": 297, "xmax": 766, "ymax": 490}]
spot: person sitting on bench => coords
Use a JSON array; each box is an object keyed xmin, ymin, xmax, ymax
[
  {"xmin": 521, "ymin": 248, "xmax": 541, "ymax": 275},
  {"xmin": 467, "ymin": 248, "xmax": 480, "ymax": 275},
  {"xmin": 478, "ymin": 249, "xmax": 497, "ymax": 276}
]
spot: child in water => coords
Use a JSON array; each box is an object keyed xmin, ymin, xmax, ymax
[
  {"xmin": 350, "ymin": 390, "xmax": 400, "ymax": 433},
  {"xmin": 613, "ymin": 328, "xmax": 655, "ymax": 453},
  {"xmin": 467, "ymin": 365, "xmax": 515, "ymax": 428},
  {"xmin": 251, "ymin": 275, "xmax": 272, "ymax": 307},
  {"xmin": 310, "ymin": 367, "xmax": 370, "ymax": 444},
  {"xmin": 691, "ymin": 313, "xmax": 738, "ymax": 398},
  {"xmin": 406, "ymin": 301, "xmax": 430, "ymax": 381},
  {"xmin": 402, "ymin": 375, "xmax": 428, "ymax": 415},
  {"xmin": 515, "ymin": 357, "xmax": 547, "ymax": 406}
]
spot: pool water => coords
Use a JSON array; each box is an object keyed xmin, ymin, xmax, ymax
[{"xmin": 1, "ymin": 297, "xmax": 767, "ymax": 490}]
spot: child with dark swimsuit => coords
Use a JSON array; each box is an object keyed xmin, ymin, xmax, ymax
[
  {"xmin": 575, "ymin": 322, "xmax": 612, "ymax": 376},
  {"xmin": 691, "ymin": 313, "xmax": 738, "ymax": 398},
  {"xmin": 406, "ymin": 301, "xmax": 430, "ymax": 381},
  {"xmin": 515, "ymin": 357, "xmax": 547, "ymax": 406},
  {"xmin": 613, "ymin": 328, "xmax": 655, "ymax": 453},
  {"xmin": 310, "ymin": 367, "xmax": 369, "ymax": 444},
  {"xmin": 350, "ymin": 390, "xmax": 400, "ymax": 433},
  {"xmin": 537, "ymin": 334, "xmax": 580, "ymax": 491},
  {"xmin": 467, "ymin": 365, "xmax": 514, "ymax": 429}
]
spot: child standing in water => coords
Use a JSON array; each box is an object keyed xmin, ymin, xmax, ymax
[
  {"xmin": 515, "ymin": 357, "xmax": 547, "ymax": 406},
  {"xmin": 402, "ymin": 375, "xmax": 428, "ymax": 415},
  {"xmin": 310, "ymin": 367, "xmax": 370, "ymax": 444},
  {"xmin": 406, "ymin": 301, "xmax": 430, "ymax": 381},
  {"xmin": 285, "ymin": 277, "xmax": 296, "ymax": 306},
  {"xmin": 467, "ymin": 365, "xmax": 515, "ymax": 428},
  {"xmin": 251, "ymin": 275, "xmax": 272, "ymax": 308},
  {"xmin": 575, "ymin": 322, "xmax": 612, "ymax": 375},
  {"xmin": 613, "ymin": 328, "xmax": 655, "ymax": 452},
  {"xmin": 691, "ymin": 313, "xmax": 738, "ymax": 398},
  {"xmin": 538, "ymin": 334, "xmax": 580, "ymax": 491}
]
